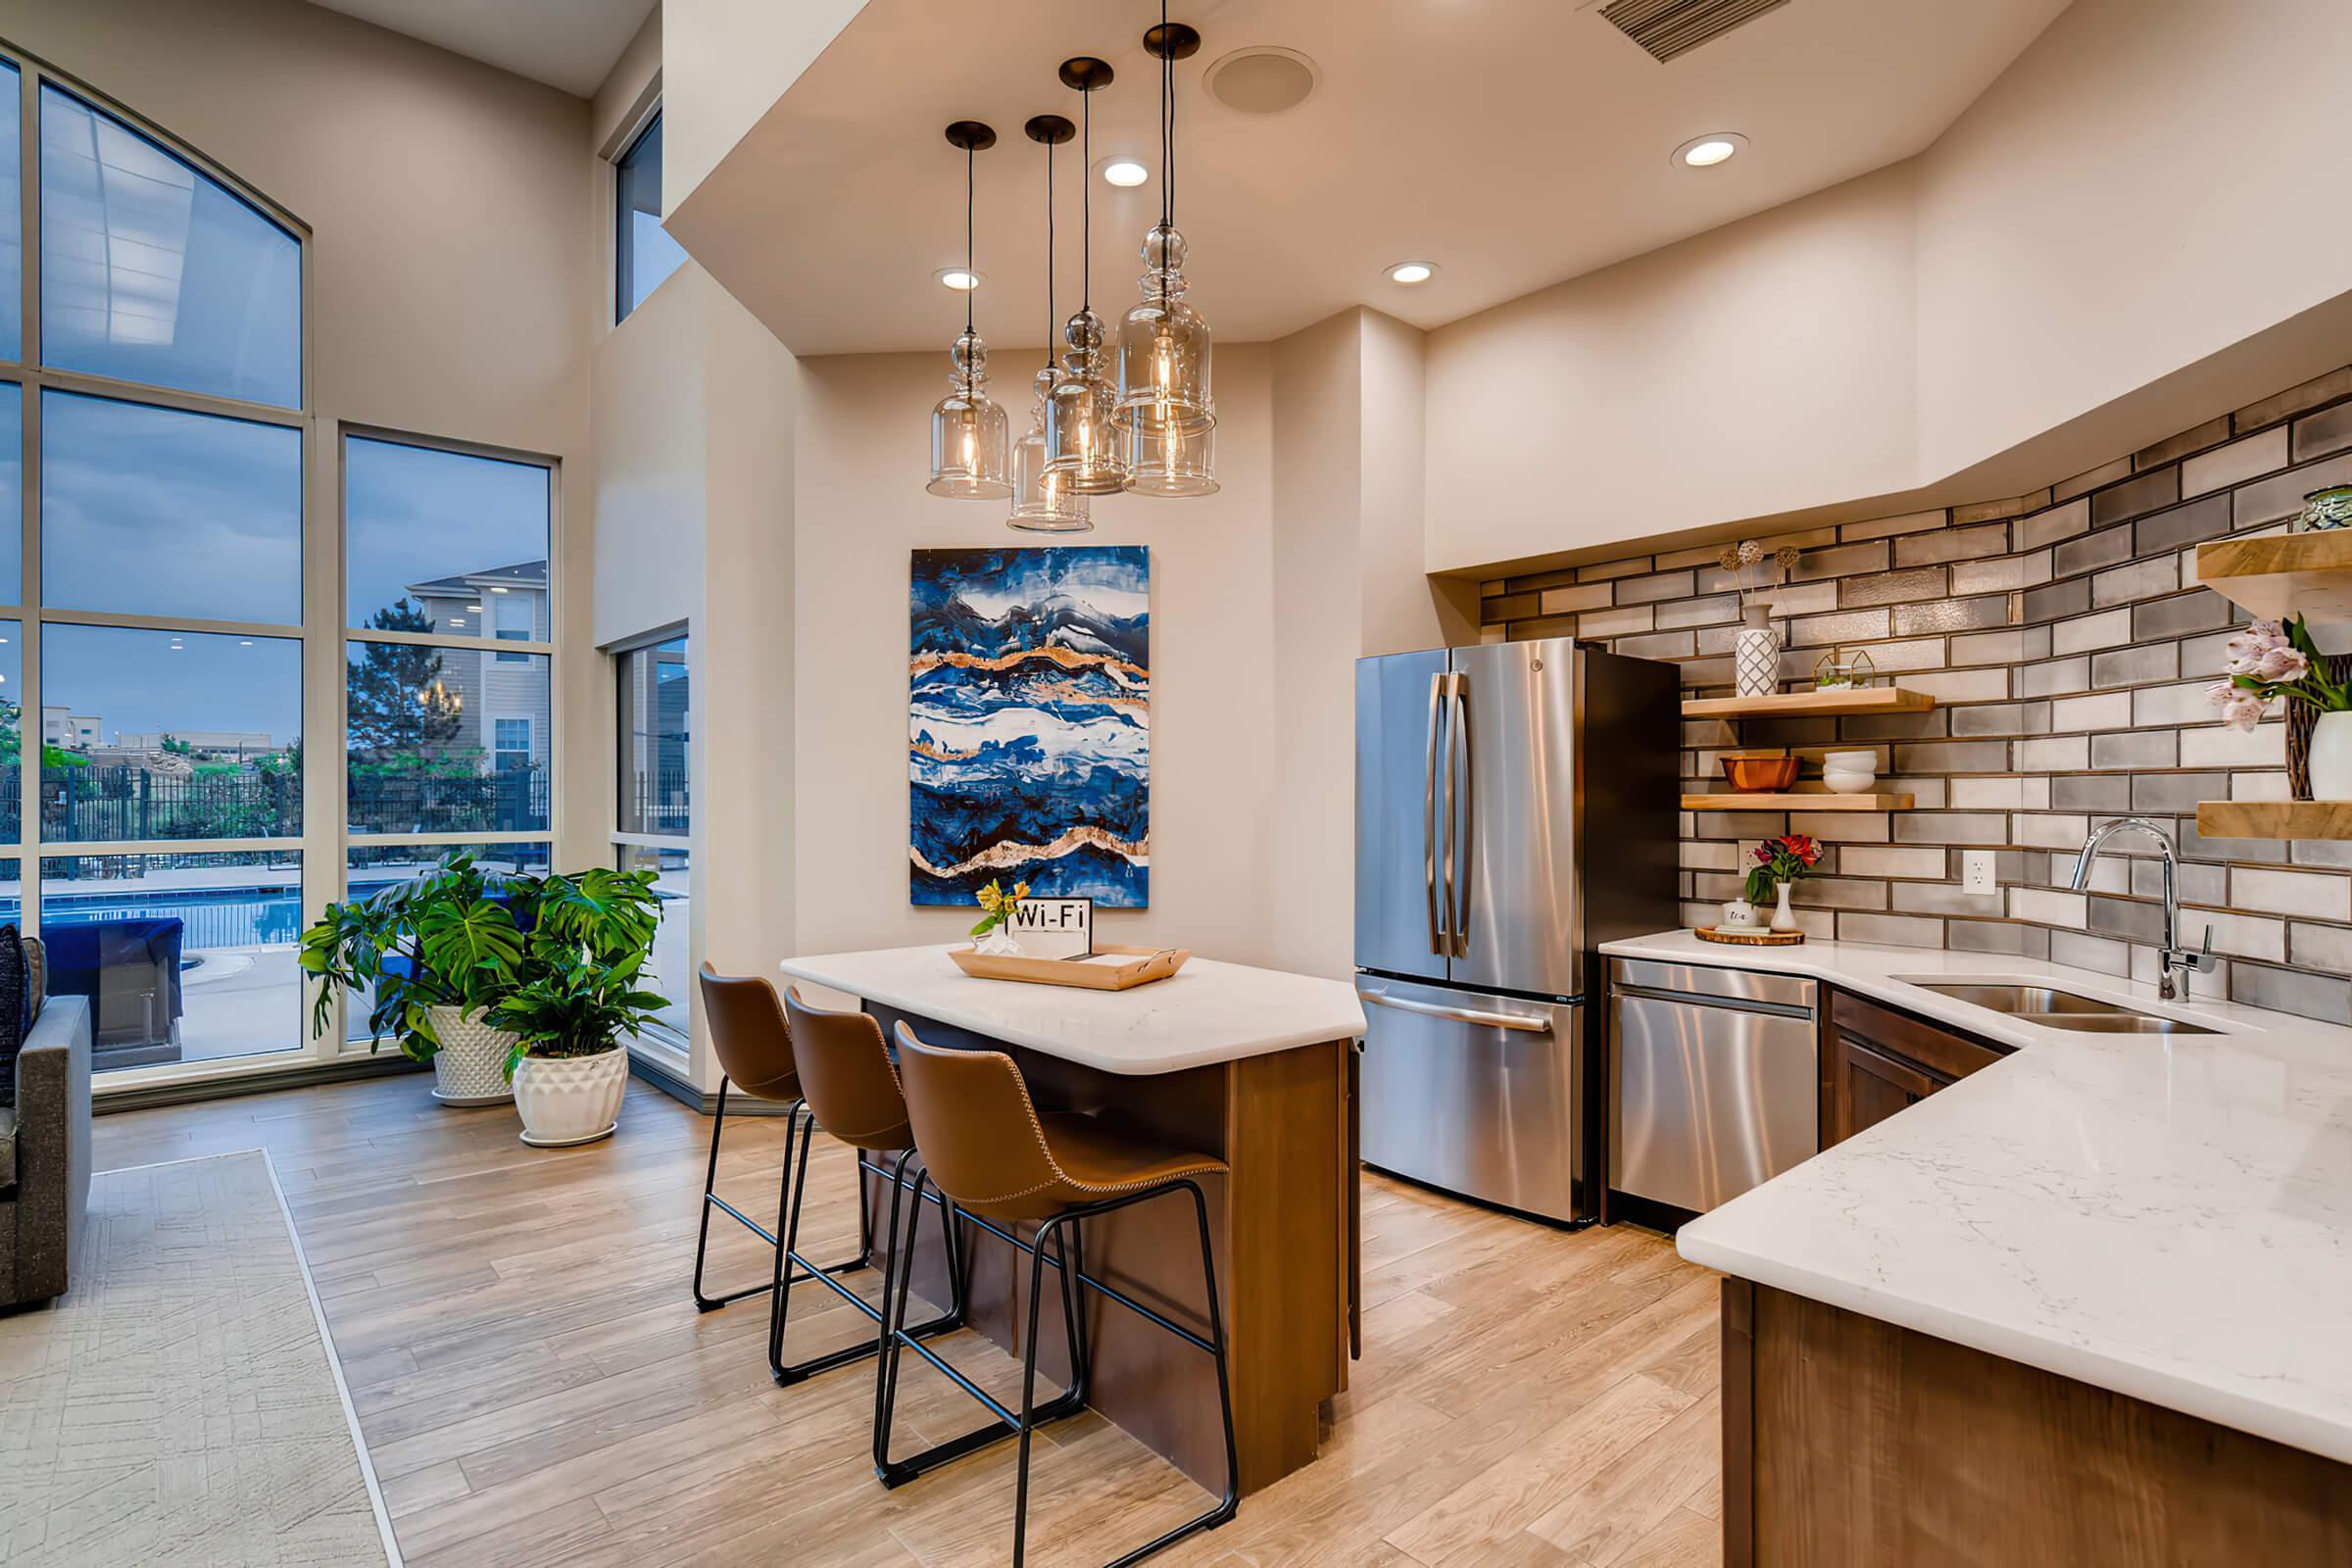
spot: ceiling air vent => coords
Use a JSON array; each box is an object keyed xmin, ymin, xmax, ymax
[{"xmin": 1597, "ymin": 0, "xmax": 1790, "ymax": 63}]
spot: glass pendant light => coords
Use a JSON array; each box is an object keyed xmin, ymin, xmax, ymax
[
  {"xmin": 1116, "ymin": 8, "xmax": 1216, "ymax": 496},
  {"xmin": 1008, "ymin": 113, "xmax": 1091, "ymax": 533},
  {"xmin": 928, "ymin": 122, "xmax": 1010, "ymax": 499},
  {"xmin": 1045, "ymin": 57, "xmax": 1127, "ymax": 496}
]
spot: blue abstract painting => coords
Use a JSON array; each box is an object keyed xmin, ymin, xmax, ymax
[{"xmin": 910, "ymin": 547, "xmax": 1150, "ymax": 906}]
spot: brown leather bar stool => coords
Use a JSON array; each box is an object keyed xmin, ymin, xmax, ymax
[
  {"xmin": 882, "ymin": 1021, "xmax": 1240, "ymax": 1568},
  {"xmin": 771, "ymin": 987, "xmax": 966, "ymax": 1385},
  {"xmin": 695, "ymin": 963, "xmax": 908, "ymax": 1386}
]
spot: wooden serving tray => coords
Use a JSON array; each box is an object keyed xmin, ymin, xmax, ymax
[
  {"xmin": 949, "ymin": 943, "xmax": 1190, "ymax": 991},
  {"xmin": 1695, "ymin": 925, "xmax": 1804, "ymax": 947}
]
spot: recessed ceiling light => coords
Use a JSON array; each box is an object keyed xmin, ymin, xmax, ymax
[
  {"xmin": 1386, "ymin": 261, "xmax": 1438, "ymax": 285},
  {"xmin": 1102, "ymin": 158, "xmax": 1150, "ymax": 187},
  {"xmin": 935, "ymin": 267, "xmax": 982, "ymax": 291},
  {"xmin": 1673, "ymin": 131, "xmax": 1747, "ymax": 169}
]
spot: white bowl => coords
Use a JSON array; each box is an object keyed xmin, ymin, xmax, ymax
[{"xmin": 1823, "ymin": 767, "xmax": 1878, "ymax": 795}]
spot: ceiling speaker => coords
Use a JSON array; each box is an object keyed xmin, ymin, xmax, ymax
[{"xmin": 1203, "ymin": 47, "xmax": 1319, "ymax": 116}]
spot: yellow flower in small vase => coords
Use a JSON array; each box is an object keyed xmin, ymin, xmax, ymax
[{"xmin": 969, "ymin": 878, "xmax": 1031, "ymax": 956}]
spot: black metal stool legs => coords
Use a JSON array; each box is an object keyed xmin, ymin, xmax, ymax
[
  {"xmin": 770, "ymin": 1140, "xmax": 967, "ymax": 1387},
  {"xmin": 692, "ymin": 1079, "xmax": 883, "ymax": 1316},
  {"xmin": 1008, "ymin": 1181, "xmax": 1238, "ymax": 1568},
  {"xmin": 870, "ymin": 1174, "xmax": 1090, "ymax": 1489},
  {"xmin": 692, "ymin": 1078, "xmax": 801, "ymax": 1310}
]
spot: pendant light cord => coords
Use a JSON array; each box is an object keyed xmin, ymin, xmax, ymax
[
  {"xmin": 1044, "ymin": 133, "xmax": 1055, "ymax": 368},
  {"xmin": 1080, "ymin": 85, "xmax": 1092, "ymax": 312},
  {"xmin": 964, "ymin": 141, "xmax": 976, "ymax": 339},
  {"xmin": 1161, "ymin": 0, "xmax": 1175, "ymax": 229}
]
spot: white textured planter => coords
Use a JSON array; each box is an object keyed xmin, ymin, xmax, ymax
[
  {"xmin": 512, "ymin": 1047, "xmax": 627, "ymax": 1148},
  {"xmin": 428, "ymin": 1004, "xmax": 518, "ymax": 1106},
  {"xmin": 2312, "ymin": 710, "xmax": 2352, "ymax": 801}
]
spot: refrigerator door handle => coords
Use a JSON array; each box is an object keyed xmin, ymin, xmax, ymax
[
  {"xmin": 1361, "ymin": 988, "xmax": 1552, "ymax": 1033},
  {"xmin": 1423, "ymin": 670, "xmax": 1446, "ymax": 956},
  {"xmin": 1438, "ymin": 671, "xmax": 1459, "ymax": 959},
  {"xmin": 1448, "ymin": 672, "xmax": 1473, "ymax": 958}
]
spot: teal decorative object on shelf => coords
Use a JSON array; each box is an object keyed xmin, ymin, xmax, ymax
[{"xmin": 2298, "ymin": 484, "xmax": 2352, "ymax": 532}]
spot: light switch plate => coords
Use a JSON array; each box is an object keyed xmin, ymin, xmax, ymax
[{"xmin": 1962, "ymin": 850, "xmax": 1998, "ymax": 897}]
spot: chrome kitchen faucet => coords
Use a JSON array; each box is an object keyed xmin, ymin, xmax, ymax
[{"xmin": 2069, "ymin": 818, "xmax": 2217, "ymax": 1002}]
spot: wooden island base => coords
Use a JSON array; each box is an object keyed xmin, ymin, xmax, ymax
[
  {"xmin": 1723, "ymin": 1279, "xmax": 2352, "ymax": 1565},
  {"xmin": 860, "ymin": 1003, "xmax": 1356, "ymax": 1497}
]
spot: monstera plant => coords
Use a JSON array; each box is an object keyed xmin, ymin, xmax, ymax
[{"xmin": 299, "ymin": 852, "xmax": 662, "ymax": 1126}]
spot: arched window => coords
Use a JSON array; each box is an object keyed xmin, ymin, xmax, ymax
[{"xmin": 0, "ymin": 48, "xmax": 311, "ymax": 1083}]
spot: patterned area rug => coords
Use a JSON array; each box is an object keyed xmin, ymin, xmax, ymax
[{"xmin": 0, "ymin": 1151, "xmax": 397, "ymax": 1565}]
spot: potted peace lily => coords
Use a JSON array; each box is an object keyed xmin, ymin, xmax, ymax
[
  {"xmin": 300, "ymin": 854, "xmax": 662, "ymax": 1125},
  {"xmin": 2210, "ymin": 617, "xmax": 2352, "ymax": 800}
]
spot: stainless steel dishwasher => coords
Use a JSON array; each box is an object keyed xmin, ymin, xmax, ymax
[{"xmin": 1608, "ymin": 957, "xmax": 1819, "ymax": 1213}]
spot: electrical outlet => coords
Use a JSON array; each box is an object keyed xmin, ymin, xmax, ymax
[{"xmin": 1962, "ymin": 850, "xmax": 1998, "ymax": 897}]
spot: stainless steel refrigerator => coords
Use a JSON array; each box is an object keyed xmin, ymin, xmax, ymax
[{"xmin": 1354, "ymin": 637, "xmax": 1679, "ymax": 1225}]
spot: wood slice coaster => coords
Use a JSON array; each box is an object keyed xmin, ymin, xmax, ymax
[{"xmin": 1694, "ymin": 925, "xmax": 1805, "ymax": 947}]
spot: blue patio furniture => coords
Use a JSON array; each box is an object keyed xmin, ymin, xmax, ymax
[{"xmin": 42, "ymin": 918, "xmax": 185, "ymax": 1057}]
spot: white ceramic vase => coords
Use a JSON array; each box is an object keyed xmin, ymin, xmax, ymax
[
  {"xmin": 973, "ymin": 924, "xmax": 1024, "ymax": 957},
  {"xmin": 1771, "ymin": 882, "xmax": 1798, "ymax": 932},
  {"xmin": 1734, "ymin": 605, "xmax": 1779, "ymax": 699},
  {"xmin": 427, "ymin": 1004, "xmax": 518, "ymax": 1106},
  {"xmin": 513, "ymin": 1047, "xmax": 627, "ymax": 1148},
  {"xmin": 2311, "ymin": 710, "xmax": 2352, "ymax": 801}
]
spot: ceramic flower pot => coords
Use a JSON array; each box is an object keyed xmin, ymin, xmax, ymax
[
  {"xmin": 426, "ymin": 1004, "xmax": 518, "ymax": 1106},
  {"xmin": 512, "ymin": 1047, "xmax": 627, "ymax": 1148},
  {"xmin": 2311, "ymin": 710, "xmax": 2352, "ymax": 801},
  {"xmin": 1735, "ymin": 605, "xmax": 1779, "ymax": 699},
  {"xmin": 973, "ymin": 924, "xmax": 1024, "ymax": 957}
]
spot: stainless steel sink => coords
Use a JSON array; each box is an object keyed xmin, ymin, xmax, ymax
[
  {"xmin": 2006, "ymin": 1012, "xmax": 2220, "ymax": 1035},
  {"xmin": 1895, "ymin": 979, "xmax": 2222, "ymax": 1036}
]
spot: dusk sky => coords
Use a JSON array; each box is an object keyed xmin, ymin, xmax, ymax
[{"xmin": 344, "ymin": 436, "xmax": 551, "ymax": 629}]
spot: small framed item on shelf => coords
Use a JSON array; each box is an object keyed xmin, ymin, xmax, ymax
[{"xmin": 1813, "ymin": 648, "xmax": 1877, "ymax": 690}]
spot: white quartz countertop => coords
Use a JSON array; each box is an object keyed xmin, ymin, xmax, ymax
[
  {"xmin": 777, "ymin": 945, "xmax": 1367, "ymax": 1075},
  {"xmin": 1602, "ymin": 930, "xmax": 2352, "ymax": 1464}
]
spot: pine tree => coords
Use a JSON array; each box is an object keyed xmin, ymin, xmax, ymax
[{"xmin": 347, "ymin": 600, "xmax": 463, "ymax": 762}]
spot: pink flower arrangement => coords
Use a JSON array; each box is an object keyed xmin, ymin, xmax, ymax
[{"xmin": 2208, "ymin": 617, "xmax": 2347, "ymax": 733}]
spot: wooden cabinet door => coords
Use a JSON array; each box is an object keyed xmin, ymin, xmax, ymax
[{"xmin": 1830, "ymin": 1033, "xmax": 1940, "ymax": 1148}]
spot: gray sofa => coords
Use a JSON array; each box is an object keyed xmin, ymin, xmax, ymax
[{"xmin": 1, "ymin": 996, "xmax": 93, "ymax": 1309}]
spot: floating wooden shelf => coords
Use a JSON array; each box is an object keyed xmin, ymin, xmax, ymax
[
  {"xmin": 1683, "ymin": 792, "xmax": 1915, "ymax": 812},
  {"xmin": 1683, "ymin": 687, "xmax": 1938, "ymax": 720},
  {"xmin": 2194, "ymin": 530, "xmax": 2352, "ymax": 620},
  {"xmin": 2196, "ymin": 800, "xmax": 2352, "ymax": 840}
]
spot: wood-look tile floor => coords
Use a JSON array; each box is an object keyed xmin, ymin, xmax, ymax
[{"xmin": 93, "ymin": 1074, "xmax": 1723, "ymax": 1568}]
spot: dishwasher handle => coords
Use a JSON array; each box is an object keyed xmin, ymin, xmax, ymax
[
  {"xmin": 1361, "ymin": 989, "xmax": 1552, "ymax": 1033},
  {"xmin": 1610, "ymin": 981, "xmax": 1816, "ymax": 1023}
]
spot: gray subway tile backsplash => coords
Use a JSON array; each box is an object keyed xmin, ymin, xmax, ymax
[{"xmin": 1481, "ymin": 366, "xmax": 2352, "ymax": 1027}]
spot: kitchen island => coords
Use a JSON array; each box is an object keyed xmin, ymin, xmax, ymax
[
  {"xmin": 1602, "ymin": 932, "xmax": 2352, "ymax": 1565},
  {"xmin": 777, "ymin": 945, "xmax": 1367, "ymax": 1495}
]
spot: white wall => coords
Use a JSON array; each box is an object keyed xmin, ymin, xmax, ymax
[
  {"xmin": 661, "ymin": 0, "xmax": 864, "ymax": 219},
  {"xmin": 789, "ymin": 345, "xmax": 1281, "ymax": 963},
  {"xmin": 1424, "ymin": 0, "xmax": 2352, "ymax": 579},
  {"xmin": 1911, "ymin": 0, "xmax": 2352, "ymax": 480},
  {"xmin": 1425, "ymin": 164, "xmax": 1919, "ymax": 575}
]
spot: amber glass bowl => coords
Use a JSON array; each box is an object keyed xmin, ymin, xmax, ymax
[{"xmin": 1721, "ymin": 756, "xmax": 1801, "ymax": 793}]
